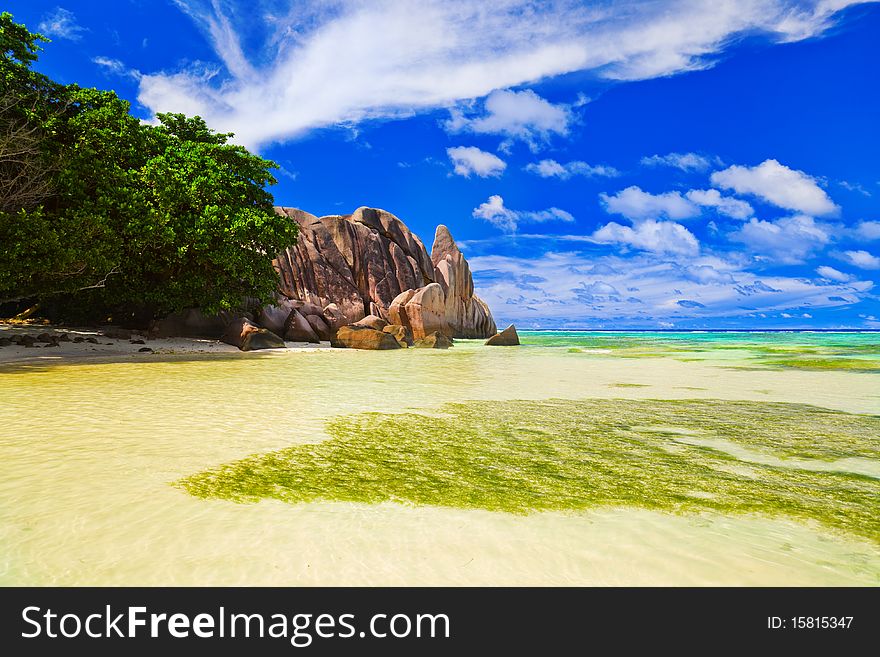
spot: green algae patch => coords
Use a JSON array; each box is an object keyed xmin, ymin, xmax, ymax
[
  {"xmin": 756, "ymin": 358, "xmax": 880, "ymax": 373},
  {"xmin": 178, "ymin": 399, "xmax": 880, "ymax": 543}
]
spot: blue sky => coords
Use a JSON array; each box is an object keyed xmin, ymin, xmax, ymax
[{"xmin": 8, "ymin": 0, "xmax": 880, "ymax": 329}]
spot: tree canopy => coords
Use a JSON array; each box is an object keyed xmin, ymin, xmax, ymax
[{"xmin": 0, "ymin": 12, "xmax": 298, "ymax": 323}]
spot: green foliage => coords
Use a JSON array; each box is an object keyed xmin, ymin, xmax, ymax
[
  {"xmin": 0, "ymin": 14, "xmax": 297, "ymax": 319},
  {"xmin": 0, "ymin": 12, "xmax": 45, "ymax": 67},
  {"xmin": 0, "ymin": 11, "xmax": 49, "ymax": 94},
  {"xmin": 179, "ymin": 398, "xmax": 880, "ymax": 544}
]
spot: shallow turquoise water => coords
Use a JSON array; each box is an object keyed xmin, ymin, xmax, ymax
[
  {"xmin": 517, "ymin": 330, "xmax": 880, "ymax": 367},
  {"xmin": 520, "ymin": 330, "xmax": 880, "ymax": 350}
]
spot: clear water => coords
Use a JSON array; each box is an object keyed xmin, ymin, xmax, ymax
[{"xmin": 1, "ymin": 331, "xmax": 878, "ymax": 585}]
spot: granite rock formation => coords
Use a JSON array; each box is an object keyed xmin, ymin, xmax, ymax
[
  {"xmin": 382, "ymin": 324, "xmax": 413, "ymax": 348},
  {"xmin": 413, "ymin": 331, "xmax": 454, "ymax": 349},
  {"xmin": 485, "ymin": 324, "xmax": 520, "ymax": 346},
  {"xmin": 149, "ymin": 206, "xmax": 497, "ymax": 351},
  {"xmin": 330, "ymin": 325, "xmax": 402, "ymax": 350},
  {"xmin": 273, "ymin": 207, "xmax": 495, "ymax": 340},
  {"xmin": 151, "ymin": 308, "xmax": 232, "ymax": 338},
  {"xmin": 221, "ymin": 318, "xmax": 285, "ymax": 351}
]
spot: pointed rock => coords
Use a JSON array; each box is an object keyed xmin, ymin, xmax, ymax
[{"xmin": 485, "ymin": 324, "xmax": 520, "ymax": 346}]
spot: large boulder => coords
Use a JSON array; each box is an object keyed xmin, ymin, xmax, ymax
[
  {"xmin": 221, "ymin": 318, "xmax": 285, "ymax": 351},
  {"xmin": 257, "ymin": 298, "xmax": 296, "ymax": 336},
  {"xmin": 389, "ymin": 283, "xmax": 447, "ymax": 338},
  {"xmin": 321, "ymin": 303, "xmax": 346, "ymax": 334},
  {"xmin": 273, "ymin": 207, "xmax": 433, "ymax": 327},
  {"xmin": 284, "ymin": 309, "xmax": 320, "ymax": 343},
  {"xmin": 295, "ymin": 300, "xmax": 325, "ymax": 317},
  {"xmin": 330, "ymin": 325, "xmax": 402, "ymax": 350},
  {"xmin": 485, "ymin": 324, "xmax": 520, "ymax": 346},
  {"xmin": 382, "ymin": 324, "xmax": 413, "ymax": 347},
  {"xmin": 101, "ymin": 327, "xmax": 133, "ymax": 340},
  {"xmin": 271, "ymin": 207, "xmax": 496, "ymax": 339},
  {"xmin": 305, "ymin": 314, "xmax": 333, "ymax": 341},
  {"xmin": 353, "ymin": 314, "xmax": 388, "ymax": 331},
  {"xmin": 414, "ymin": 331, "xmax": 454, "ymax": 349}
]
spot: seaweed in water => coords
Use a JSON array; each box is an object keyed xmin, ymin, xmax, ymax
[{"xmin": 178, "ymin": 398, "xmax": 880, "ymax": 543}]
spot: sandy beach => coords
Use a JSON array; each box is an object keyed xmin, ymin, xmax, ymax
[
  {"xmin": 0, "ymin": 322, "xmax": 330, "ymax": 367},
  {"xmin": 1, "ymin": 329, "xmax": 878, "ymax": 586}
]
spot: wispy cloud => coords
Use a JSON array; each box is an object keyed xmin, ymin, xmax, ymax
[
  {"xmin": 838, "ymin": 180, "xmax": 872, "ymax": 196},
  {"xmin": 525, "ymin": 159, "xmax": 619, "ymax": 179},
  {"xmin": 837, "ymin": 249, "xmax": 880, "ymax": 270},
  {"xmin": 473, "ymin": 194, "xmax": 574, "ymax": 232},
  {"xmin": 92, "ymin": 57, "xmax": 143, "ymax": 80},
  {"xmin": 731, "ymin": 214, "xmax": 832, "ymax": 264},
  {"xmin": 685, "ymin": 188, "xmax": 753, "ymax": 219},
  {"xmin": 641, "ymin": 152, "xmax": 719, "ymax": 172},
  {"xmin": 130, "ymin": 0, "xmax": 867, "ymax": 148},
  {"xmin": 816, "ymin": 265, "xmax": 851, "ymax": 282},
  {"xmin": 38, "ymin": 7, "xmax": 87, "ymax": 41},
  {"xmin": 468, "ymin": 250, "xmax": 873, "ymax": 326}
]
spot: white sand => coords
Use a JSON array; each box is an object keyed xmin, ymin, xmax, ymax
[{"xmin": 0, "ymin": 322, "xmax": 330, "ymax": 366}]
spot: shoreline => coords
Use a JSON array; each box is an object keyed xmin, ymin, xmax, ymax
[{"xmin": 0, "ymin": 321, "xmax": 331, "ymax": 368}]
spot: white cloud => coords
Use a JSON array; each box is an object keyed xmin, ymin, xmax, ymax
[
  {"xmin": 446, "ymin": 146, "xmax": 506, "ymax": 178},
  {"xmin": 685, "ymin": 188, "xmax": 753, "ymax": 219},
  {"xmin": 38, "ymin": 8, "xmax": 86, "ymax": 41},
  {"xmin": 731, "ymin": 214, "xmax": 831, "ymax": 263},
  {"xmin": 473, "ymin": 194, "xmax": 573, "ymax": 232},
  {"xmin": 838, "ymin": 180, "xmax": 871, "ymax": 196},
  {"xmin": 93, "ymin": 57, "xmax": 143, "ymax": 80},
  {"xmin": 710, "ymin": 159, "xmax": 839, "ymax": 216},
  {"xmin": 579, "ymin": 281, "xmax": 620, "ymax": 296},
  {"xmin": 525, "ymin": 159, "xmax": 619, "ymax": 179},
  {"xmin": 641, "ymin": 152, "xmax": 718, "ymax": 172},
  {"xmin": 839, "ymin": 249, "xmax": 880, "ymax": 270},
  {"xmin": 591, "ymin": 220, "xmax": 700, "ymax": 256},
  {"xmin": 467, "ymin": 251, "xmax": 871, "ymax": 326},
  {"xmin": 131, "ymin": 1, "xmax": 866, "ymax": 148},
  {"xmin": 855, "ymin": 220, "xmax": 880, "ymax": 240},
  {"xmin": 444, "ymin": 89, "xmax": 570, "ymax": 151},
  {"xmin": 683, "ymin": 264, "xmax": 736, "ymax": 284},
  {"xmin": 600, "ymin": 186, "xmax": 700, "ymax": 222},
  {"xmin": 815, "ymin": 265, "xmax": 851, "ymax": 282}
]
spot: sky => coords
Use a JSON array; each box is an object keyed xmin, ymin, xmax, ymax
[{"xmin": 7, "ymin": 0, "xmax": 880, "ymax": 329}]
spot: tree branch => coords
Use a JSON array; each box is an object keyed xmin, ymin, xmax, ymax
[{"xmin": 0, "ymin": 266, "xmax": 121, "ymax": 305}]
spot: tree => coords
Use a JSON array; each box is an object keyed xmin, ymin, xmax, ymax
[
  {"xmin": 0, "ymin": 92, "xmax": 54, "ymax": 213},
  {"xmin": 91, "ymin": 111, "xmax": 298, "ymax": 318},
  {"xmin": 0, "ymin": 13, "xmax": 298, "ymax": 321}
]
